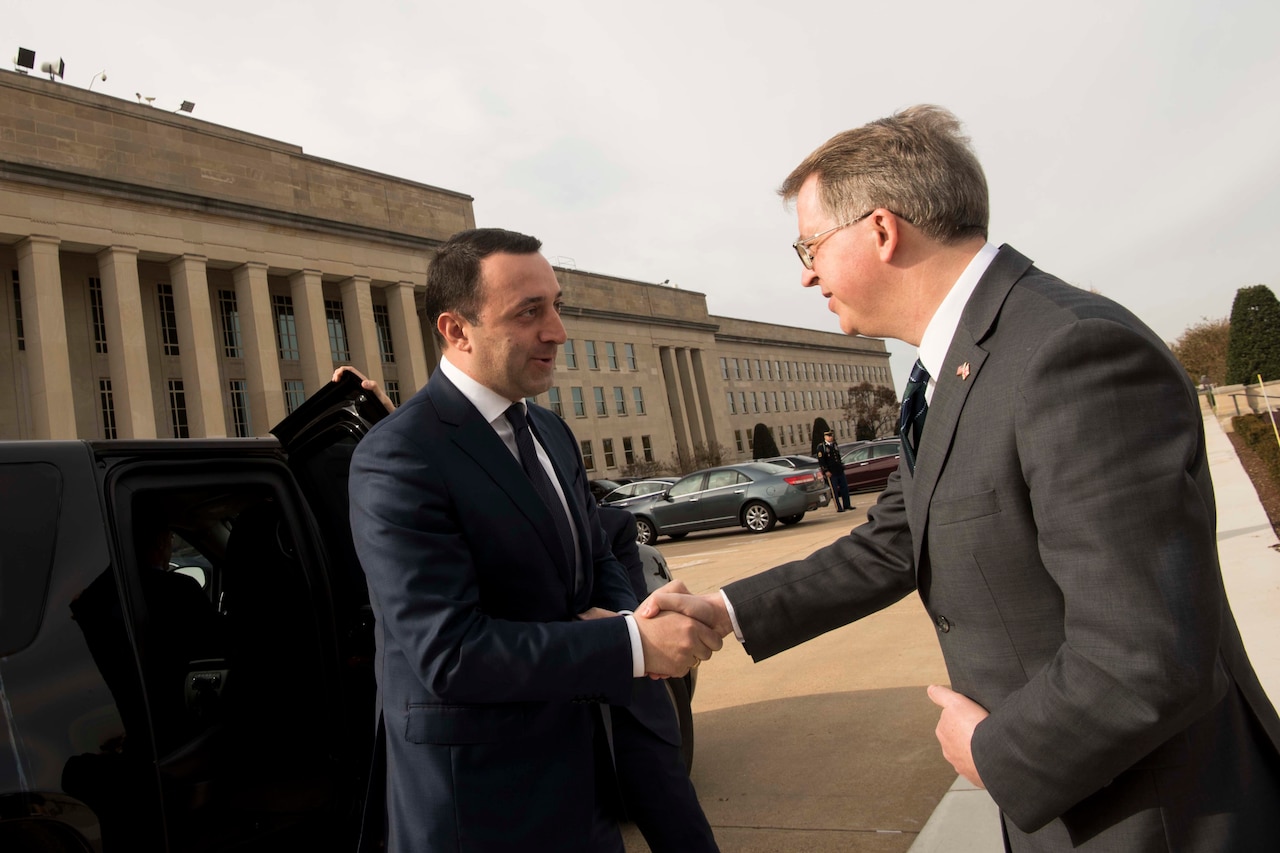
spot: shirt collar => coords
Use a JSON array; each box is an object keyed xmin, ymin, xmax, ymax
[
  {"xmin": 439, "ymin": 355, "xmax": 522, "ymax": 427},
  {"xmin": 916, "ymin": 241, "xmax": 999, "ymax": 397}
]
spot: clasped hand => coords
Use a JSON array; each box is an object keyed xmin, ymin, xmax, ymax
[{"xmin": 632, "ymin": 581, "xmax": 732, "ymax": 678}]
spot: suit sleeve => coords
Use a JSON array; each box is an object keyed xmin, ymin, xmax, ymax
[
  {"xmin": 972, "ymin": 318, "xmax": 1225, "ymax": 831},
  {"xmin": 350, "ymin": 420, "xmax": 635, "ymax": 706},
  {"xmin": 722, "ymin": 473, "xmax": 917, "ymax": 659}
]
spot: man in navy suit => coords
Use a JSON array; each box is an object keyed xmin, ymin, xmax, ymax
[{"xmin": 349, "ymin": 228, "xmax": 721, "ymax": 852}]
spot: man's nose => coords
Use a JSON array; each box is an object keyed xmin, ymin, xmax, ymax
[
  {"xmin": 801, "ymin": 267, "xmax": 819, "ymax": 288},
  {"xmin": 543, "ymin": 312, "xmax": 568, "ymax": 343}
]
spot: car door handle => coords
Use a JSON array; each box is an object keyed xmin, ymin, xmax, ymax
[{"xmin": 734, "ymin": 489, "xmax": 745, "ymax": 494}]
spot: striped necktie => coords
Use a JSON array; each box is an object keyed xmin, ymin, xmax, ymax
[
  {"xmin": 899, "ymin": 359, "xmax": 930, "ymax": 473},
  {"xmin": 504, "ymin": 404, "xmax": 577, "ymax": 574}
]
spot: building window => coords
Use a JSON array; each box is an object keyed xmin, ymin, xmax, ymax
[
  {"xmin": 385, "ymin": 380, "xmax": 401, "ymax": 407},
  {"xmin": 613, "ymin": 386, "xmax": 627, "ymax": 415},
  {"xmin": 623, "ymin": 436, "xmax": 635, "ymax": 465},
  {"xmin": 548, "ymin": 387, "xmax": 563, "ymax": 417},
  {"xmin": 593, "ymin": 386, "xmax": 608, "ymax": 416},
  {"xmin": 720, "ymin": 357, "xmax": 729, "ymax": 379},
  {"xmin": 756, "ymin": 359, "xmax": 763, "ymax": 380},
  {"xmin": 747, "ymin": 430, "xmax": 754, "ymax": 452},
  {"xmin": 218, "ymin": 289, "xmax": 242, "ymax": 358},
  {"xmin": 735, "ymin": 430, "xmax": 743, "ymax": 452},
  {"xmin": 272, "ymin": 294, "xmax": 299, "ymax": 360},
  {"xmin": 98, "ymin": 378, "xmax": 117, "ymax": 439},
  {"xmin": 762, "ymin": 393, "xmax": 770, "ymax": 413},
  {"xmin": 571, "ymin": 387, "xmax": 586, "ymax": 417},
  {"xmin": 373, "ymin": 303, "xmax": 395, "ymax": 363},
  {"xmin": 606, "ymin": 342, "xmax": 619, "ymax": 370},
  {"xmin": 632, "ymin": 387, "xmax": 645, "ymax": 415},
  {"xmin": 624, "ymin": 343, "xmax": 637, "ymax": 370},
  {"xmin": 11, "ymin": 271, "xmax": 24, "ymax": 351},
  {"xmin": 641, "ymin": 435, "xmax": 654, "ymax": 462},
  {"xmin": 727, "ymin": 391, "xmax": 736, "ymax": 414},
  {"xmin": 284, "ymin": 380, "xmax": 306, "ymax": 414},
  {"xmin": 229, "ymin": 380, "xmax": 252, "ymax": 437},
  {"xmin": 564, "ymin": 339, "xmax": 578, "ymax": 369},
  {"xmin": 585, "ymin": 340, "xmax": 599, "ymax": 369},
  {"xmin": 773, "ymin": 391, "xmax": 780, "ymax": 412},
  {"xmin": 325, "ymin": 299, "xmax": 350, "ymax": 362},
  {"xmin": 789, "ymin": 424, "xmax": 796, "ymax": 445},
  {"xmin": 763, "ymin": 360, "xmax": 772, "ymax": 380},
  {"xmin": 580, "ymin": 440, "xmax": 595, "ymax": 470},
  {"xmin": 603, "ymin": 438, "xmax": 616, "ymax": 468},
  {"xmin": 751, "ymin": 392, "xmax": 760, "ymax": 413},
  {"xmin": 89, "ymin": 277, "xmax": 108, "ymax": 354},
  {"xmin": 157, "ymin": 284, "xmax": 180, "ymax": 356},
  {"xmin": 167, "ymin": 379, "xmax": 188, "ymax": 438},
  {"xmin": 732, "ymin": 358, "xmax": 741, "ymax": 380},
  {"xmin": 739, "ymin": 391, "xmax": 747, "ymax": 413},
  {"xmin": 744, "ymin": 359, "xmax": 752, "ymax": 381}
]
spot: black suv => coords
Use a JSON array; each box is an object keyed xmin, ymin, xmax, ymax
[{"xmin": 0, "ymin": 374, "xmax": 691, "ymax": 852}]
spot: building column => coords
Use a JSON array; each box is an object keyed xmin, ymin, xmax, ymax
[
  {"xmin": 232, "ymin": 262, "xmax": 285, "ymax": 434},
  {"xmin": 675, "ymin": 347, "xmax": 706, "ymax": 448},
  {"xmin": 658, "ymin": 346, "xmax": 691, "ymax": 461},
  {"xmin": 689, "ymin": 348, "xmax": 720, "ymax": 449},
  {"xmin": 168, "ymin": 254, "xmax": 226, "ymax": 437},
  {"xmin": 339, "ymin": 275, "xmax": 382, "ymax": 385},
  {"xmin": 96, "ymin": 245, "xmax": 156, "ymax": 438},
  {"xmin": 384, "ymin": 280, "xmax": 428, "ymax": 395},
  {"xmin": 288, "ymin": 269, "xmax": 332, "ymax": 394},
  {"xmin": 16, "ymin": 236, "xmax": 76, "ymax": 438}
]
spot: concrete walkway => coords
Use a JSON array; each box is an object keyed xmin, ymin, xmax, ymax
[{"xmin": 909, "ymin": 414, "xmax": 1280, "ymax": 851}]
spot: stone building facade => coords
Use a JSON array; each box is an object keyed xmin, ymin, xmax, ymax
[{"xmin": 0, "ymin": 70, "xmax": 892, "ymax": 475}]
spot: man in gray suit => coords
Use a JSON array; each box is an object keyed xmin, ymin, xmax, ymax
[{"xmin": 642, "ymin": 106, "xmax": 1280, "ymax": 850}]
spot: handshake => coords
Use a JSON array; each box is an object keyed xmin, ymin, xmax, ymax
[{"xmin": 634, "ymin": 581, "xmax": 733, "ymax": 678}]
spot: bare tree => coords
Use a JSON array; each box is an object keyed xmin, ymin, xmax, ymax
[
  {"xmin": 1170, "ymin": 317, "xmax": 1229, "ymax": 386},
  {"xmin": 844, "ymin": 382, "xmax": 899, "ymax": 440}
]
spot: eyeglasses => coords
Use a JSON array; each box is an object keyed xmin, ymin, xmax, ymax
[{"xmin": 792, "ymin": 210, "xmax": 874, "ymax": 270}]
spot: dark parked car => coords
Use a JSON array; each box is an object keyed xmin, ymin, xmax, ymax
[
  {"xmin": 589, "ymin": 478, "xmax": 625, "ymax": 503},
  {"xmin": 627, "ymin": 462, "xmax": 830, "ymax": 544},
  {"xmin": 841, "ymin": 437, "xmax": 903, "ymax": 492},
  {"xmin": 757, "ymin": 454, "xmax": 820, "ymax": 471},
  {"xmin": 600, "ymin": 478, "xmax": 679, "ymax": 508},
  {"xmin": 0, "ymin": 373, "xmax": 697, "ymax": 851}
]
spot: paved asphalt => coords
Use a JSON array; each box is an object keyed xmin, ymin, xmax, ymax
[{"xmin": 622, "ymin": 412, "xmax": 1280, "ymax": 852}]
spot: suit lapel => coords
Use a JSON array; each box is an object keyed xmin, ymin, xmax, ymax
[
  {"xmin": 907, "ymin": 245, "xmax": 1034, "ymax": 571},
  {"xmin": 429, "ymin": 372, "xmax": 574, "ymax": 589}
]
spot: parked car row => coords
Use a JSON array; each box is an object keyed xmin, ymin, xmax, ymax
[{"xmin": 623, "ymin": 462, "xmax": 830, "ymax": 545}]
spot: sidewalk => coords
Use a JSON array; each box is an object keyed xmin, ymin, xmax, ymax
[{"xmin": 909, "ymin": 414, "xmax": 1280, "ymax": 851}]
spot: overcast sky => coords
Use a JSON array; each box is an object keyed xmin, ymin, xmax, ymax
[{"xmin": 13, "ymin": 0, "xmax": 1280, "ymax": 393}]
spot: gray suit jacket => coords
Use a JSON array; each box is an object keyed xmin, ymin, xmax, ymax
[{"xmin": 724, "ymin": 246, "xmax": 1280, "ymax": 851}]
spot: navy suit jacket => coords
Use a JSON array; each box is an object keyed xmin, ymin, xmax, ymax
[{"xmin": 350, "ymin": 369, "xmax": 639, "ymax": 852}]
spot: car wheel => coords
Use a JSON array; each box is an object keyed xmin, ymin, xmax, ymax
[
  {"xmin": 742, "ymin": 501, "xmax": 776, "ymax": 533},
  {"xmin": 778, "ymin": 513, "xmax": 804, "ymax": 525},
  {"xmin": 665, "ymin": 675, "xmax": 695, "ymax": 774},
  {"xmin": 666, "ymin": 532, "xmax": 688, "ymax": 540},
  {"xmin": 634, "ymin": 517, "xmax": 656, "ymax": 545}
]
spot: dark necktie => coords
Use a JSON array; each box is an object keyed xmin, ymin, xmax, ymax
[
  {"xmin": 504, "ymin": 404, "xmax": 577, "ymax": 573},
  {"xmin": 899, "ymin": 359, "xmax": 930, "ymax": 473}
]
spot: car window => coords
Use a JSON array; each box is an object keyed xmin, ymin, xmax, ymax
[
  {"xmin": 0, "ymin": 462, "xmax": 61, "ymax": 656},
  {"xmin": 667, "ymin": 474, "xmax": 705, "ymax": 497},
  {"xmin": 873, "ymin": 444, "xmax": 901, "ymax": 458},
  {"xmin": 843, "ymin": 447, "xmax": 872, "ymax": 463},
  {"xmin": 705, "ymin": 470, "xmax": 742, "ymax": 490}
]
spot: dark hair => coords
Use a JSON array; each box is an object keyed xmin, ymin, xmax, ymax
[
  {"xmin": 422, "ymin": 228, "xmax": 543, "ymax": 344},
  {"xmin": 779, "ymin": 105, "xmax": 989, "ymax": 244}
]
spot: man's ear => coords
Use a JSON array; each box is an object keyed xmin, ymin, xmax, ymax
[
  {"xmin": 437, "ymin": 311, "xmax": 471, "ymax": 353},
  {"xmin": 871, "ymin": 209, "xmax": 901, "ymax": 263}
]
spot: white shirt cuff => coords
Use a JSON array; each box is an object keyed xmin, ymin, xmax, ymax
[
  {"xmin": 621, "ymin": 612, "xmax": 645, "ymax": 677},
  {"xmin": 720, "ymin": 590, "xmax": 745, "ymax": 643}
]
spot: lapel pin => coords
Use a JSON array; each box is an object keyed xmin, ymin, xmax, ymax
[{"xmin": 956, "ymin": 362, "xmax": 971, "ymax": 381}]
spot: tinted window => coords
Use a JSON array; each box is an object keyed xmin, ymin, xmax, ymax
[
  {"xmin": 667, "ymin": 475, "xmax": 705, "ymax": 498},
  {"xmin": 0, "ymin": 462, "xmax": 61, "ymax": 655},
  {"xmin": 706, "ymin": 470, "xmax": 743, "ymax": 490}
]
